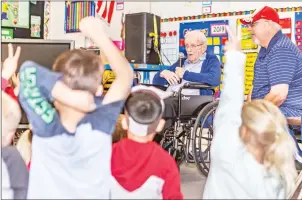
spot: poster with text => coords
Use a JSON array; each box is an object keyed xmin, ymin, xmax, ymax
[
  {"xmin": 1, "ymin": 28, "xmax": 14, "ymax": 39},
  {"xmin": 1, "ymin": 2, "xmax": 30, "ymax": 29},
  {"xmin": 244, "ymin": 52, "xmax": 258, "ymax": 95},
  {"xmin": 237, "ymin": 19, "xmax": 258, "ymax": 50},
  {"xmin": 31, "ymin": 15, "xmax": 41, "ymax": 38}
]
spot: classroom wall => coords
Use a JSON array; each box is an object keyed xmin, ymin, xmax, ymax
[
  {"xmin": 150, "ymin": 2, "xmax": 302, "ymax": 18},
  {"xmin": 48, "ymin": 2, "xmax": 150, "ymax": 48},
  {"xmin": 47, "ymin": 1, "xmax": 302, "ymax": 48}
]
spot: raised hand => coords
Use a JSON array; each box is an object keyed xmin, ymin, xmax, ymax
[
  {"xmin": 2, "ymin": 44, "xmax": 21, "ymax": 80},
  {"xmin": 224, "ymin": 26, "xmax": 241, "ymax": 52},
  {"xmin": 79, "ymin": 16, "xmax": 105, "ymax": 39}
]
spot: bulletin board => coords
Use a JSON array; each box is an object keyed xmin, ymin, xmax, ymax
[
  {"xmin": 1, "ymin": 1, "xmax": 45, "ymax": 39},
  {"xmin": 237, "ymin": 19, "xmax": 258, "ymax": 94},
  {"xmin": 295, "ymin": 12, "xmax": 302, "ymax": 51},
  {"xmin": 179, "ymin": 20, "xmax": 229, "ymax": 64}
]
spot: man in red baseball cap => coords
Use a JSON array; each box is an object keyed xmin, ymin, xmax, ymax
[
  {"xmin": 240, "ymin": 6, "xmax": 280, "ymax": 46},
  {"xmin": 242, "ymin": 6, "xmax": 302, "ymax": 166},
  {"xmin": 240, "ymin": 6, "xmax": 279, "ymax": 25}
]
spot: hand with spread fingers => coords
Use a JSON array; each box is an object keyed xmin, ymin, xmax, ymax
[{"xmin": 2, "ymin": 43, "xmax": 21, "ymax": 80}]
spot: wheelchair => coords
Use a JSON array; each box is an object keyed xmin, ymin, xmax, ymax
[
  {"xmin": 157, "ymin": 81, "xmax": 302, "ymax": 177},
  {"xmin": 155, "ymin": 82, "xmax": 219, "ymax": 177}
]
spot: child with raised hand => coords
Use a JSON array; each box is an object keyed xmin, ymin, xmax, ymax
[
  {"xmin": 1, "ymin": 44, "xmax": 21, "ymax": 100},
  {"xmin": 111, "ymin": 85, "xmax": 183, "ymax": 199},
  {"xmin": 1, "ymin": 44, "xmax": 29, "ymax": 200},
  {"xmin": 18, "ymin": 16, "xmax": 133, "ymax": 199},
  {"xmin": 203, "ymin": 27, "xmax": 297, "ymax": 199}
]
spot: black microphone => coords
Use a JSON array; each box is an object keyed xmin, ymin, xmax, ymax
[{"xmin": 178, "ymin": 52, "xmax": 186, "ymax": 83}]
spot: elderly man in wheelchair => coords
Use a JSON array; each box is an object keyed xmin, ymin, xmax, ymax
[{"xmin": 152, "ymin": 30, "xmax": 221, "ymax": 171}]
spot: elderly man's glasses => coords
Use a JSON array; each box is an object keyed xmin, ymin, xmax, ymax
[{"xmin": 185, "ymin": 44, "xmax": 202, "ymax": 49}]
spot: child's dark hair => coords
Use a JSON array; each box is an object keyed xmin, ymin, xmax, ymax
[
  {"xmin": 52, "ymin": 49, "xmax": 103, "ymax": 94},
  {"xmin": 125, "ymin": 92, "xmax": 163, "ymax": 131}
]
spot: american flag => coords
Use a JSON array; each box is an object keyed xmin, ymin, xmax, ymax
[{"xmin": 96, "ymin": 1, "xmax": 115, "ymax": 24}]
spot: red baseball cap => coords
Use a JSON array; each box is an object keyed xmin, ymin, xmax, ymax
[{"xmin": 240, "ymin": 6, "xmax": 279, "ymax": 25}]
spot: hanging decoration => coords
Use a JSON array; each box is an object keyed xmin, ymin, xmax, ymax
[
  {"xmin": 160, "ymin": 6, "xmax": 302, "ymax": 23},
  {"xmin": 44, "ymin": 1, "xmax": 51, "ymax": 39},
  {"xmin": 160, "ymin": 30, "xmax": 177, "ymax": 38},
  {"xmin": 96, "ymin": 0, "xmax": 115, "ymax": 25}
]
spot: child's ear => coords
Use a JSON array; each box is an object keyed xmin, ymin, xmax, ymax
[
  {"xmin": 155, "ymin": 119, "xmax": 166, "ymax": 133},
  {"xmin": 121, "ymin": 116, "xmax": 128, "ymax": 130}
]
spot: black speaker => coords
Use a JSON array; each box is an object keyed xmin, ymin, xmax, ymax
[{"xmin": 125, "ymin": 12, "xmax": 161, "ymax": 64}]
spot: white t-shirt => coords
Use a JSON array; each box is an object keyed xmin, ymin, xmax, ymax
[{"xmin": 203, "ymin": 51, "xmax": 285, "ymax": 199}]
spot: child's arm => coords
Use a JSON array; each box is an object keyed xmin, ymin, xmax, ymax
[
  {"xmin": 77, "ymin": 17, "xmax": 132, "ymax": 135},
  {"xmin": 2, "ymin": 44, "xmax": 21, "ymax": 91},
  {"xmin": 212, "ymin": 28, "xmax": 246, "ymax": 157},
  {"xmin": 80, "ymin": 17, "xmax": 133, "ymax": 105},
  {"xmin": 2, "ymin": 77, "xmax": 9, "ymax": 90},
  {"xmin": 162, "ymin": 161, "xmax": 183, "ymax": 199},
  {"xmin": 18, "ymin": 61, "xmax": 96, "ymax": 136},
  {"xmin": 18, "ymin": 61, "xmax": 61, "ymax": 137},
  {"xmin": 214, "ymin": 51, "xmax": 245, "ymax": 131}
]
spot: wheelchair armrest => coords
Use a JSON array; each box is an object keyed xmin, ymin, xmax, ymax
[
  {"xmin": 287, "ymin": 117, "xmax": 301, "ymax": 126},
  {"xmin": 139, "ymin": 84, "xmax": 168, "ymax": 91},
  {"xmin": 183, "ymin": 82, "xmax": 216, "ymax": 90}
]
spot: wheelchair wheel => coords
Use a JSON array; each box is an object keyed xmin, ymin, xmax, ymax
[{"xmin": 192, "ymin": 100, "xmax": 218, "ymax": 177}]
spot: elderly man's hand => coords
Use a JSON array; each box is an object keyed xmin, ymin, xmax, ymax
[
  {"xmin": 160, "ymin": 70, "xmax": 180, "ymax": 85},
  {"xmin": 175, "ymin": 67, "xmax": 185, "ymax": 79}
]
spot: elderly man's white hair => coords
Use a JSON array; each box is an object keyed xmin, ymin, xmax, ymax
[
  {"xmin": 2, "ymin": 91, "xmax": 21, "ymax": 146},
  {"xmin": 184, "ymin": 30, "xmax": 207, "ymax": 46}
]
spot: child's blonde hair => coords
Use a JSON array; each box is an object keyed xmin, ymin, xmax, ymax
[{"xmin": 241, "ymin": 99, "xmax": 297, "ymax": 194}]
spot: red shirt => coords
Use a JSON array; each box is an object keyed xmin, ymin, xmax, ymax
[
  {"xmin": 27, "ymin": 161, "xmax": 31, "ymax": 170},
  {"xmin": 1, "ymin": 77, "xmax": 18, "ymax": 102},
  {"xmin": 4, "ymin": 86, "xmax": 18, "ymax": 102},
  {"xmin": 111, "ymin": 138, "xmax": 183, "ymax": 199}
]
